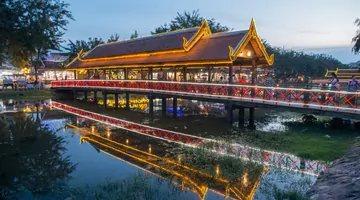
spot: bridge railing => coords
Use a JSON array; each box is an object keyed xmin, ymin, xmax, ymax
[{"xmin": 52, "ymin": 80, "xmax": 360, "ymax": 112}]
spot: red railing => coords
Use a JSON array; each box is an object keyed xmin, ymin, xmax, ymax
[
  {"xmin": 52, "ymin": 80, "xmax": 360, "ymax": 114},
  {"xmin": 53, "ymin": 101, "xmax": 327, "ymax": 176}
]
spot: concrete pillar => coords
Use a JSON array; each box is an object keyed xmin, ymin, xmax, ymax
[
  {"xmin": 173, "ymin": 97, "xmax": 177, "ymax": 118},
  {"xmin": 227, "ymin": 102, "xmax": 233, "ymax": 125},
  {"xmin": 114, "ymin": 93, "xmax": 119, "ymax": 108},
  {"xmin": 125, "ymin": 93, "xmax": 130, "ymax": 109},
  {"xmin": 162, "ymin": 97, "xmax": 167, "ymax": 116},
  {"xmin": 93, "ymin": 91, "xmax": 97, "ymax": 104},
  {"xmin": 73, "ymin": 90, "xmax": 77, "ymax": 100},
  {"xmin": 249, "ymin": 107, "xmax": 255, "ymax": 129},
  {"xmin": 84, "ymin": 91, "xmax": 88, "ymax": 102},
  {"xmin": 103, "ymin": 91, "xmax": 107, "ymax": 108},
  {"xmin": 238, "ymin": 107, "xmax": 245, "ymax": 127},
  {"xmin": 149, "ymin": 95, "xmax": 154, "ymax": 116}
]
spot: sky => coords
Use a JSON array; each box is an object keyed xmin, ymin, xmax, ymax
[{"xmin": 63, "ymin": 0, "xmax": 360, "ymax": 64}]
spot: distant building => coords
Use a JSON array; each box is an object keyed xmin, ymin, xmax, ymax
[{"xmin": 38, "ymin": 52, "xmax": 74, "ymax": 81}]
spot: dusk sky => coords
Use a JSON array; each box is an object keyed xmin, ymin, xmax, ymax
[{"xmin": 63, "ymin": 0, "xmax": 360, "ymax": 63}]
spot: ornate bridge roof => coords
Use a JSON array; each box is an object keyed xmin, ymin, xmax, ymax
[{"xmin": 66, "ymin": 19, "xmax": 274, "ymax": 69}]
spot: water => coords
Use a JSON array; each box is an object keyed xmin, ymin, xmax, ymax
[{"xmin": 0, "ymin": 98, "xmax": 357, "ymax": 199}]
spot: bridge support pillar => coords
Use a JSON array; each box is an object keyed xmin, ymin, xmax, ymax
[
  {"xmin": 103, "ymin": 91, "xmax": 107, "ymax": 108},
  {"xmin": 73, "ymin": 90, "xmax": 77, "ymax": 101},
  {"xmin": 84, "ymin": 91, "xmax": 88, "ymax": 102},
  {"xmin": 173, "ymin": 97, "xmax": 177, "ymax": 118},
  {"xmin": 162, "ymin": 97, "xmax": 167, "ymax": 116},
  {"xmin": 148, "ymin": 95, "xmax": 154, "ymax": 116},
  {"xmin": 249, "ymin": 108, "xmax": 255, "ymax": 129},
  {"xmin": 227, "ymin": 102, "xmax": 233, "ymax": 125},
  {"xmin": 114, "ymin": 93, "xmax": 119, "ymax": 109},
  {"xmin": 125, "ymin": 93, "xmax": 130, "ymax": 109},
  {"xmin": 93, "ymin": 91, "xmax": 98, "ymax": 104},
  {"xmin": 238, "ymin": 107, "xmax": 245, "ymax": 127}
]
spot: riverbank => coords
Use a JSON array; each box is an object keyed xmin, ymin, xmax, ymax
[
  {"xmin": 0, "ymin": 90, "xmax": 55, "ymax": 100},
  {"xmin": 307, "ymin": 142, "xmax": 360, "ymax": 200},
  {"xmin": 57, "ymin": 100, "xmax": 358, "ymax": 162}
]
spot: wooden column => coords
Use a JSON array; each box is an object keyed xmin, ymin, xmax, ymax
[
  {"xmin": 207, "ymin": 66, "xmax": 211, "ymax": 83},
  {"xmin": 148, "ymin": 67, "xmax": 153, "ymax": 80},
  {"xmin": 74, "ymin": 70, "xmax": 77, "ymax": 79},
  {"xmin": 228, "ymin": 64, "xmax": 233, "ymax": 84},
  {"xmin": 251, "ymin": 59, "xmax": 257, "ymax": 85},
  {"xmin": 124, "ymin": 68, "xmax": 128, "ymax": 80},
  {"xmin": 183, "ymin": 66, "xmax": 187, "ymax": 82}
]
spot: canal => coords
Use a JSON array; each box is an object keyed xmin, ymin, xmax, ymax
[{"xmin": 0, "ymin": 97, "xmax": 359, "ymax": 200}]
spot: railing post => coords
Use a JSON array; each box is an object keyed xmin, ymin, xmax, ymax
[{"xmin": 304, "ymin": 85, "xmax": 310, "ymax": 104}]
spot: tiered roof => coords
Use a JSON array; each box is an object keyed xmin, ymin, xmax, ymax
[
  {"xmin": 325, "ymin": 68, "xmax": 360, "ymax": 78},
  {"xmin": 66, "ymin": 19, "xmax": 274, "ymax": 69}
]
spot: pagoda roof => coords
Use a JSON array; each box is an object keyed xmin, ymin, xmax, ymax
[
  {"xmin": 325, "ymin": 68, "xmax": 360, "ymax": 78},
  {"xmin": 66, "ymin": 19, "xmax": 274, "ymax": 69}
]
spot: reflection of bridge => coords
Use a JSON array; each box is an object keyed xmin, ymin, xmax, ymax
[
  {"xmin": 52, "ymin": 80, "xmax": 360, "ymax": 120},
  {"xmin": 78, "ymin": 130, "xmax": 265, "ymax": 200},
  {"xmin": 53, "ymin": 101, "xmax": 327, "ymax": 176}
]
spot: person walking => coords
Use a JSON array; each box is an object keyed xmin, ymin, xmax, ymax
[{"xmin": 348, "ymin": 75, "xmax": 360, "ymax": 106}]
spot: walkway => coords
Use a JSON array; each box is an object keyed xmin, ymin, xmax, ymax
[{"xmin": 52, "ymin": 80, "xmax": 360, "ymax": 119}]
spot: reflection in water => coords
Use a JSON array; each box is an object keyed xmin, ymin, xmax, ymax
[
  {"xmin": 75, "ymin": 125, "xmax": 266, "ymax": 200},
  {"xmin": 0, "ymin": 113, "xmax": 76, "ymax": 199}
]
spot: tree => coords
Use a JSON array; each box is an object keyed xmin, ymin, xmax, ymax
[
  {"xmin": 0, "ymin": 113, "xmax": 76, "ymax": 198},
  {"xmin": 66, "ymin": 37, "xmax": 104, "ymax": 61},
  {"xmin": 108, "ymin": 33, "xmax": 120, "ymax": 42},
  {"xmin": 352, "ymin": 18, "xmax": 360, "ymax": 55},
  {"xmin": 152, "ymin": 9, "xmax": 230, "ymax": 34},
  {"xmin": 0, "ymin": 0, "xmax": 73, "ymax": 83},
  {"xmin": 130, "ymin": 30, "xmax": 139, "ymax": 39}
]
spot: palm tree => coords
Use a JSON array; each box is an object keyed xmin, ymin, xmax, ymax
[
  {"xmin": 108, "ymin": 33, "xmax": 120, "ymax": 42},
  {"xmin": 352, "ymin": 18, "xmax": 360, "ymax": 55}
]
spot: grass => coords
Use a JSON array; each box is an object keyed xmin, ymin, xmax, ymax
[
  {"xmin": 228, "ymin": 130, "xmax": 355, "ymax": 161},
  {"xmin": 58, "ymin": 100, "xmax": 358, "ymax": 162},
  {"xmin": 0, "ymin": 90, "xmax": 55, "ymax": 100}
]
